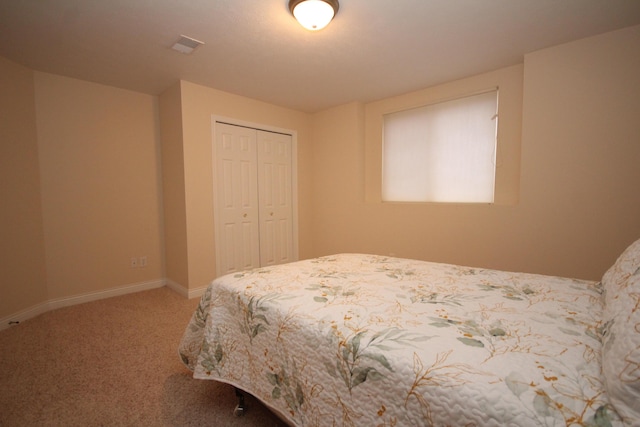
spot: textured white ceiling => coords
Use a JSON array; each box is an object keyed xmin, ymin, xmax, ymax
[{"xmin": 1, "ymin": 0, "xmax": 639, "ymax": 112}]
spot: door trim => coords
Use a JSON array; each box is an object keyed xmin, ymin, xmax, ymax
[{"xmin": 211, "ymin": 115, "xmax": 299, "ymax": 278}]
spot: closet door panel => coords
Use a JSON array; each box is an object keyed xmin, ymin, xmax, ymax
[
  {"xmin": 257, "ymin": 130, "xmax": 293, "ymax": 266},
  {"xmin": 214, "ymin": 123, "xmax": 260, "ymax": 274}
]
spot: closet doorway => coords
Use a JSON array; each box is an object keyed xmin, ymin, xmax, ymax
[{"xmin": 212, "ymin": 119, "xmax": 298, "ymax": 276}]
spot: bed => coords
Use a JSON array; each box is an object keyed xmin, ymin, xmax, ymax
[{"xmin": 179, "ymin": 238, "xmax": 640, "ymax": 426}]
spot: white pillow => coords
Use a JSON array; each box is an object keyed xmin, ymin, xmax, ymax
[{"xmin": 601, "ymin": 238, "xmax": 640, "ymax": 426}]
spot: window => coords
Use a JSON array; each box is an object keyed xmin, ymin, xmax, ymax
[{"xmin": 382, "ymin": 90, "xmax": 498, "ymax": 203}]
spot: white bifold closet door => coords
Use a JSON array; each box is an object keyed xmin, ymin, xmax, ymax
[{"xmin": 214, "ymin": 122, "xmax": 294, "ymax": 276}]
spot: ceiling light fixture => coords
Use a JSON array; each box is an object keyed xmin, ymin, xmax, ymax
[{"xmin": 288, "ymin": 0, "xmax": 339, "ymax": 31}]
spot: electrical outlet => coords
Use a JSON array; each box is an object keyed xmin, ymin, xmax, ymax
[
  {"xmin": 139, "ymin": 256, "xmax": 147, "ymax": 267},
  {"xmin": 130, "ymin": 257, "xmax": 138, "ymax": 268}
]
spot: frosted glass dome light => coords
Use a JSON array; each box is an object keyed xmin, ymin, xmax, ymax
[{"xmin": 289, "ymin": 0, "xmax": 339, "ymax": 31}]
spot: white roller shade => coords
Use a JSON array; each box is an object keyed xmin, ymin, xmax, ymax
[{"xmin": 383, "ymin": 90, "xmax": 498, "ymax": 203}]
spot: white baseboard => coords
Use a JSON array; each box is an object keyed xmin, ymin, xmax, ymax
[
  {"xmin": 48, "ymin": 279, "xmax": 166, "ymax": 311},
  {"xmin": 165, "ymin": 278, "xmax": 209, "ymax": 299},
  {"xmin": 165, "ymin": 278, "xmax": 188, "ymax": 298},
  {"xmin": 1, "ymin": 279, "xmax": 165, "ymax": 331},
  {"xmin": 188, "ymin": 285, "xmax": 209, "ymax": 299},
  {"xmin": 0, "ymin": 278, "xmax": 211, "ymax": 331},
  {"xmin": 0, "ymin": 301, "xmax": 51, "ymax": 331}
]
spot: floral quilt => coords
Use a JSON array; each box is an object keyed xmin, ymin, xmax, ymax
[{"xmin": 179, "ymin": 254, "xmax": 622, "ymax": 426}]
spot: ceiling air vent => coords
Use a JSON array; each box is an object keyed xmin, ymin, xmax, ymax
[{"xmin": 171, "ymin": 35, "xmax": 204, "ymax": 54}]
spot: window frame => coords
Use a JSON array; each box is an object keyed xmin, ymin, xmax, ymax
[
  {"xmin": 381, "ymin": 89, "xmax": 499, "ymax": 203},
  {"xmin": 364, "ymin": 64, "xmax": 523, "ymax": 206}
]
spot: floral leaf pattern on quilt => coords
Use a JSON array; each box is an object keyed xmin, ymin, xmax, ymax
[
  {"xmin": 267, "ymin": 363, "xmax": 304, "ymax": 416},
  {"xmin": 404, "ymin": 350, "xmax": 491, "ymax": 425},
  {"xmin": 237, "ymin": 293, "xmax": 279, "ymax": 343},
  {"xmin": 325, "ymin": 329, "xmax": 393, "ymax": 392},
  {"xmin": 505, "ymin": 368, "xmax": 619, "ymax": 427},
  {"xmin": 305, "ymin": 282, "xmax": 358, "ymax": 304},
  {"xmin": 178, "ymin": 253, "xmax": 625, "ymax": 427},
  {"xmin": 198, "ymin": 325, "xmax": 238, "ymax": 377}
]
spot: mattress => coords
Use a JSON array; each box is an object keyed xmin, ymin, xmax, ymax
[{"xmin": 179, "ymin": 253, "xmax": 625, "ymax": 426}]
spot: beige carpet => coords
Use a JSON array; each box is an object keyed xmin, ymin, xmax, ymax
[{"xmin": 0, "ymin": 287, "xmax": 286, "ymax": 426}]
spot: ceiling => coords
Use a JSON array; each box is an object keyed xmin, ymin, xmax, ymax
[{"xmin": 1, "ymin": 0, "xmax": 640, "ymax": 113}]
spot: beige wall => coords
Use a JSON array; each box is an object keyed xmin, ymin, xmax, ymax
[
  {"xmin": 159, "ymin": 81, "xmax": 312, "ymax": 292},
  {"xmin": 0, "ymin": 57, "xmax": 48, "ymax": 319},
  {"xmin": 34, "ymin": 73, "xmax": 164, "ymax": 299},
  {"xmin": 518, "ymin": 24, "xmax": 640, "ymax": 278},
  {"xmin": 311, "ymin": 25, "xmax": 640, "ymax": 281},
  {"xmin": 159, "ymin": 82, "xmax": 189, "ymax": 289},
  {"xmin": 2, "ymin": 24, "xmax": 638, "ymax": 322}
]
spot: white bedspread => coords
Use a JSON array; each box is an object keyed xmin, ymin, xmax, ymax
[{"xmin": 179, "ymin": 254, "xmax": 622, "ymax": 426}]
